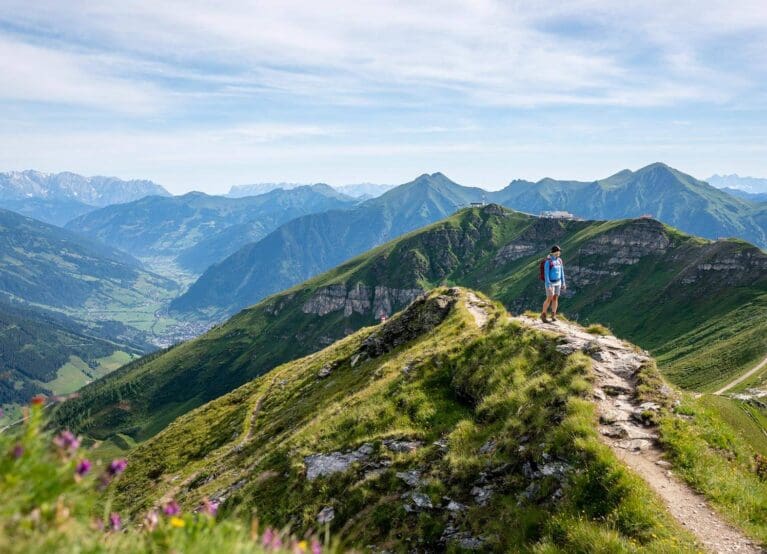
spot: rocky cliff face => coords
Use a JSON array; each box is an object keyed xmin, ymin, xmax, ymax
[
  {"xmin": 302, "ymin": 284, "xmax": 424, "ymax": 317},
  {"xmin": 678, "ymin": 244, "xmax": 767, "ymax": 289},
  {"xmin": 580, "ymin": 219, "xmax": 671, "ymax": 265}
]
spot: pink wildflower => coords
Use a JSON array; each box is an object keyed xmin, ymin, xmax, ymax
[
  {"xmin": 11, "ymin": 443, "xmax": 24, "ymax": 458},
  {"xmin": 107, "ymin": 458, "xmax": 127, "ymax": 476},
  {"xmin": 200, "ymin": 497, "xmax": 218, "ymax": 516},
  {"xmin": 109, "ymin": 512, "xmax": 122, "ymax": 531},
  {"xmin": 53, "ymin": 430, "xmax": 80, "ymax": 452},
  {"xmin": 163, "ymin": 500, "xmax": 180, "ymax": 516},
  {"xmin": 75, "ymin": 458, "xmax": 92, "ymax": 476}
]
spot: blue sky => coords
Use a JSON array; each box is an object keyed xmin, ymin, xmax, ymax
[{"xmin": 0, "ymin": 1, "xmax": 765, "ymax": 194}]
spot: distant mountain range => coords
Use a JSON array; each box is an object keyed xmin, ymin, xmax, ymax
[
  {"xmin": 707, "ymin": 173, "xmax": 767, "ymax": 193},
  {"xmin": 228, "ymin": 181, "xmax": 394, "ymax": 199},
  {"xmin": 170, "ymin": 164, "xmax": 767, "ymax": 321},
  {"xmin": 67, "ymin": 185, "xmax": 356, "ymax": 274},
  {"xmin": 56, "ymin": 205, "xmax": 767, "ymax": 448},
  {"xmin": 169, "ymin": 172, "xmax": 488, "ymax": 318},
  {"xmin": 495, "ymin": 163, "xmax": 767, "ymax": 247},
  {"xmin": 0, "ymin": 170, "xmax": 170, "ymax": 225},
  {"xmin": 720, "ymin": 187, "xmax": 767, "ymax": 203}
]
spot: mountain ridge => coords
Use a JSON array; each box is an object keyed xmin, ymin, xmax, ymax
[{"xmin": 54, "ymin": 205, "xmax": 767, "ymax": 449}]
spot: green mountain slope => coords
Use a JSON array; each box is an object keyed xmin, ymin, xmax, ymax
[
  {"xmin": 0, "ymin": 299, "xmax": 144, "ymax": 408},
  {"xmin": 66, "ymin": 185, "xmax": 356, "ymax": 274},
  {"xmin": 0, "ymin": 208, "xmax": 176, "ymax": 314},
  {"xmin": 54, "ymin": 205, "xmax": 767, "ymax": 447},
  {"xmin": 169, "ymin": 173, "xmax": 488, "ymax": 318},
  {"xmin": 495, "ymin": 163, "xmax": 767, "ymax": 248},
  {"xmin": 110, "ymin": 289, "xmax": 757, "ymax": 551}
]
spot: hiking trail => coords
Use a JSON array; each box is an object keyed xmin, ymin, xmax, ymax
[
  {"xmin": 715, "ymin": 354, "xmax": 767, "ymax": 396},
  {"xmin": 465, "ymin": 292, "xmax": 490, "ymax": 328},
  {"xmin": 514, "ymin": 315, "xmax": 763, "ymax": 554}
]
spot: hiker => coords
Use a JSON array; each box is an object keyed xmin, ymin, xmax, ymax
[{"xmin": 540, "ymin": 245, "xmax": 565, "ymax": 323}]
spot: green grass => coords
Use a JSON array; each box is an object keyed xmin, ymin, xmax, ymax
[
  {"xmin": 0, "ymin": 404, "xmax": 331, "ymax": 554},
  {"xmin": 630, "ymin": 365, "xmax": 767, "ymax": 544},
  {"xmin": 35, "ymin": 351, "xmax": 136, "ymax": 396},
  {"xmin": 54, "ymin": 205, "xmax": 767, "ymax": 456},
  {"xmin": 585, "ymin": 324, "xmax": 611, "ymax": 336},
  {"xmin": 698, "ymin": 395, "xmax": 767, "ymax": 456},
  {"xmin": 113, "ymin": 289, "xmax": 701, "ymax": 552}
]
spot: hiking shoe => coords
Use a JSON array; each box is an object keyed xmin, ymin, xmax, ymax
[
  {"xmin": 551, "ymin": 314, "xmax": 558, "ymax": 321},
  {"xmin": 540, "ymin": 314, "xmax": 548, "ymax": 323}
]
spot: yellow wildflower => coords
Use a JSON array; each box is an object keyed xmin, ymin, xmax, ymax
[{"xmin": 170, "ymin": 516, "xmax": 185, "ymax": 528}]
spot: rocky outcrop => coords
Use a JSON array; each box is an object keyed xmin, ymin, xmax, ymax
[
  {"xmin": 580, "ymin": 220, "xmax": 671, "ymax": 264},
  {"xmin": 304, "ymin": 443, "xmax": 374, "ymax": 480},
  {"xmin": 494, "ymin": 242, "xmax": 537, "ymax": 265},
  {"xmin": 679, "ymin": 247, "xmax": 767, "ymax": 286},
  {"xmin": 356, "ymin": 290, "xmax": 457, "ymax": 360},
  {"xmin": 302, "ymin": 284, "xmax": 423, "ymax": 317}
]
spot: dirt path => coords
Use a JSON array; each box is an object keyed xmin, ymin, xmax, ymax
[
  {"xmin": 465, "ymin": 292, "xmax": 490, "ymax": 328},
  {"xmin": 715, "ymin": 355, "xmax": 767, "ymax": 395},
  {"xmin": 159, "ymin": 381, "xmax": 274, "ymax": 506},
  {"xmin": 515, "ymin": 316, "xmax": 763, "ymax": 554}
]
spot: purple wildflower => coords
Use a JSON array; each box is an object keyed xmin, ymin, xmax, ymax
[
  {"xmin": 107, "ymin": 458, "xmax": 127, "ymax": 476},
  {"xmin": 75, "ymin": 458, "xmax": 92, "ymax": 476},
  {"xmin": 163, "ymin": 500, "xmax": 180, "ymax": 516},
  {"xmin": 200, "ymin": 497, "xmax": 218, "ymax": 516},
  {"xmin": 311, "ymin": 538, "xmax": 322, "ymax": 554},
  {"xmin": 53, "ymin": 430, "xmax": 80, "ymax": 452},
  {"xmin": 0, "ymin": 407, "xmax": 4, "ymax": 418},
  {"xmin": 11, "ymin": 443, "xmax": 24, "ymax": 459},
  {"xmin": 109, "ymin": 512, "xmax": 122, "ymax": 531},
  {"xmin": 261, "ymin": 528, "xmax": 282, "ymax": 549}
]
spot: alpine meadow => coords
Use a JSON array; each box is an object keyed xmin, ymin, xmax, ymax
[{"xmin": 2, "ymin": 2, "xmax": 767, "ymax": 553}]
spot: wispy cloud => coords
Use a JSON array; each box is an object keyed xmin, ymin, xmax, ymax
[{"xmin": 0, "ymin": 0, "xmax": 765, "ymax": 186}]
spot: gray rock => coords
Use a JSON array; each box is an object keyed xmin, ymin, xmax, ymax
[
  {"xmin": 444, "ymin": 499, "xmax": 467, "ymax": 512},
  {"xmin": 403, "ymin": 491, "xmax": 432, "ymax": 511},
  {"xmin": 540, "ymin": 461, "xmax": 571, "ymax": 478},
  {"xmin": 471, "ymin": 485, "xmax": 493, "ymax": 506},
  {"xmin": 317, "ymin": 506, "xmax": 335, "ymax": 524},
  {"xmin": 411, "ymin": 492, "xmax": 433, "ymax": 509},
  {"xmin": 479, "ymin": 438, "xmax": 497, "ymax": 455},
  {"xmin": 432, "ymin": 438, "xmax": 449, "ymax": 452},
  {"xmin": 384, "ymin": 439, "xmax": 423, "ymax": 453},
  {"xmin": 317, "ymin": 364, "xmax": 333, "ymax": 378},
  {"xmin": 395, "ymin": 470, "xmax": 423, "ymax": 487},
  {"xmin": 304, "ymin": 443, "xmax": 374, "ymax": 480}
]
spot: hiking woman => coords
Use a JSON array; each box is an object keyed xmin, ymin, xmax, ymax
[{"xmin": 541, "ymin": 245, "xmax": 565, "ymax": 322}]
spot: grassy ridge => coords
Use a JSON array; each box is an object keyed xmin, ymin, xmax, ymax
[
  {"xmin": 116, "ymin": 289, "xmax": 701, "ymax": 551},
  {"xmin": 55, "ymin": 206, "xmax": 767, "ymax": 448}
]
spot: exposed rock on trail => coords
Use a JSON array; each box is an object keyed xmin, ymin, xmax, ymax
[
  {"xmin": 516, "ymin": 315, "xmax": 763, "ymax": 554},
  {"xmin": 465, "ymin": 291, "xmax": 490, "ymax": 328}
]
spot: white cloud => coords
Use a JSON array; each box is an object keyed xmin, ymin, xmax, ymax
[
  {"xmin": 0, "ymin": 36, "xmax": 162, "ymax": 113},
  {"xmin": 2, "ymin": 0, "xmax": 764, "ymax": 111}
]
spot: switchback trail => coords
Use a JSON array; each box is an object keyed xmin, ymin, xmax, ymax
[
  {"xmin": 715, "ymin": 354, "xmax": 767, "ymax": 396},
  {"xmin": 515, "ymin": 315, "xmax": 763, "ymax": 554}
]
